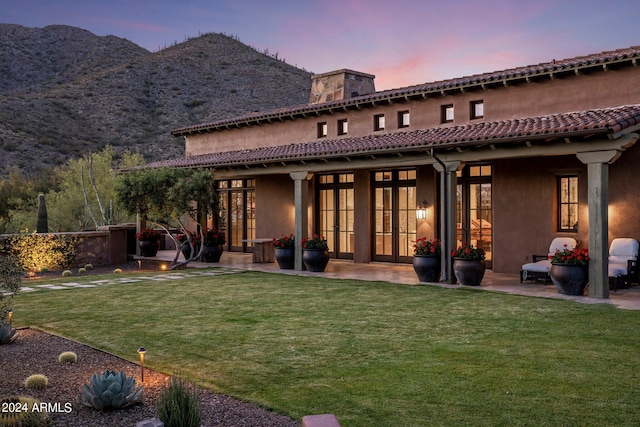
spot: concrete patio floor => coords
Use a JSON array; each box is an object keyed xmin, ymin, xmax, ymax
[{"xmin": 155, "ymin": 250, "xmax": 640, "ymax": 311}]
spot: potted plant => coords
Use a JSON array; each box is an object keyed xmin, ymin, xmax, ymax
[
  {"xmin": 136, "ymin": 228, "xmax": 161, "ymax": 257},
  {"xmin": 201, "ymin": 228, "xmax": 226, "ymax": 262},
  {"xmin": 413, "ymin": 237, "xmax": 441, "ymax": 282},
  {"xmin": 451, "ymin": 243, "xmax": 486, "ymax": 286},
  {"xmin": 272, "ymin": 234, "xmax": 295, "ymax": 269},
  {"xmin": 177, "ymin": 231, "xmax": 201, "ymax": 259},
  {"xmin": 549, "ymin": 246, "xmax": 589, "ymax": 295},
  {"xmin": 301, "ymin": 235, "xmax": 330, "ymax": 272}
]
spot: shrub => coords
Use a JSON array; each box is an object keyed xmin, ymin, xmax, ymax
[
  {"xmin": 78, "ymin": 268, "xmax": 86, "ymax": 275},
  {"xmin": 157, "ymin": 376, "xmax": 201, "ymax": 427},
  {"xmin": 58, "ymin": 351, "xmax": 78, "ymax": 364},
  {"xmin": 62, "ymin": 270, "xmax": 73, "ymax": 277},
  {"xmin": 0, "ymin": 251, "xmax": 22, "ymax": 325},
  {"xmin": 24, "ymin": 374, "xmax": 48, "ymax": 390},
  {"xmin": 0, "ymin": 396, "xmax": 51, "ymax": 426},
  {"xmin": 113, "ymin": 268, "xmax": 123, "ymax": 274},
  {"xmin": 9, "ymin": 233, "xmax": 77, "ymax": 274},
  {"xmin": 84, "ymin": 263, "xmax": 94, "ymax": 270}
]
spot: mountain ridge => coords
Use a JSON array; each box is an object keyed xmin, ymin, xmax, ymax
[{"xmin": 0, "ymin": 24, "xmax": 313, "ymax": 176}]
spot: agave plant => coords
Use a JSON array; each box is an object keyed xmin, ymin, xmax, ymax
[
  {"xmin": 80, "ymin": 370, "xmax": 143, "ymax": 410},
  {"xmin": 0, "ymin": 323, "xmax": 18, "ymax": 345}
]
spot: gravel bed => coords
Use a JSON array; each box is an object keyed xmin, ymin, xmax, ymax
[{"xmin": 1, "ymin": 278, "xmax": 301, "ymax": 427}]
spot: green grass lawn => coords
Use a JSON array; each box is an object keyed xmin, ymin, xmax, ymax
[{"xmin": 10, "ymin": 269, "xmax": 640, "ymax": 426}]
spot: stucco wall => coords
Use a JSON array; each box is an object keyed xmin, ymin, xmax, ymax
[
  {"xmin": 255, "ymin": 174, "xmax": 296, "ymax": 238},
  {"xmin": 185, "ymin": 67, "xmax": 640, "ymax": 157}
]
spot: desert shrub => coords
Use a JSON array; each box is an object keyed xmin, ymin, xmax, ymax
[
  {"xmin": 58, "ymin": 351, "xmax": 78, "ymax": 364},
  {"xmin": 157, "ymin": 376, "xmax": 201, "ymax": 427},
  {"xmin": 24, "ymin": 374, "xmax": 48, "ymax": 390},
  {"xmin": 9, "ymin": 233, "xmax": 77, "ymax": 274},
  {"xmin": 0, "ymin": 251, "xmax": 22, "ymax": 325}
]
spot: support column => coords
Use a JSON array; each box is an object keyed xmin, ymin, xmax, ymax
[
  {"xmin": 433, "ymin": 160, "xmax": 461, "ymax": 283},
  {"xmin": 577, "ymin": 150, "xmax": 620, "ymax": 299},
  {"xmin": 290, "ymin": 171, "xmax": 313, "ymax": 271}
]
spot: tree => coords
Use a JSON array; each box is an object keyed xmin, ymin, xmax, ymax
[
  {"xmin": 117, "ymin": 167, "xmax": 218, "ymax": 270},
  {"xmin": 46, "ymin": 146, "xmax": 145, "ymax": 231}
]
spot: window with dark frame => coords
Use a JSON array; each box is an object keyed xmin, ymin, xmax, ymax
[
  {"xmin": 338, "ymin": 119, "xmax": 348, "ymax": 135},
  {"xmin": 558, "ymin": 175, "xmax": 578, "ymax": 232},
  {"xmin": 441, "ymin": 104, "xmax": 454, "ymax": 123},
  {"xmin": 317, "ymin": 122, "xmax": 328, "ymax": 138},
  {"xmin": 398, "ymin": 110, "xmax": 410, "ymax": 128},
  {"xmin": 471, "ymin": 100, "xmax": 484, "ymax": 119},
  {"xmin": 374, "ymin": 114, "xmax": 385, "ymax": 131}
]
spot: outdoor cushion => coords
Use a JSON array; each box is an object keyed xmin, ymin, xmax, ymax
[
  {"xmin": 521, "ymin": 237, "xmax": 577, "ymax": 272},
  {"xmin": 608, "ymin": 238, "xmax": 639, "ymax": 277}
]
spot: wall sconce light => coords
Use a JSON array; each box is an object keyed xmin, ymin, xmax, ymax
[
  {"xmin": 416, "ymin": 200, "xmax": 429, "ymax": 220},
  {"xmin": 8, "ymin": 310, "xmax": 12, "ymax": 329},
  {"xmin": 137, "ymin": 347, "xmax": 146, "ymax": 382}
]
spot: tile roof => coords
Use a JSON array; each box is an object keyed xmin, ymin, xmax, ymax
[
  {"xmin": 172, "ymin": 46, "xmax": 640, "ymax": 136},
  {"xmin": 148, "ymin": 104, "xmax": 640, "ymax": 170}
]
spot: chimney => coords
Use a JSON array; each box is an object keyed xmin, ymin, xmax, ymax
[{"xmin": 309, "ymin": 69, "xmax": 375, "ymax": 104}]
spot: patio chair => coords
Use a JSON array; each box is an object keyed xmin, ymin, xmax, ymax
[
  {"xmin": 520, "ymin": 237, "xmax": 577, "ymax": 283},
  {"xmin": 608, "ymin": 238, "xmax": 639, "ymax": 291}
]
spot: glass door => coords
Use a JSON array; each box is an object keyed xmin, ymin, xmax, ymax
[
  {"xmin": 373, "ymin": 170, "xmax": 417, "ymax": 263},
  {"xmin": 456, "ymin": 165, "xmax": 492, "ymax": 268},
  {"xmin": 217, "ymin": 179, "xmax": 255, "ymax": 252},
  {"xmin": 317, "ymin": 173, "xmax": 354, "ymax": 259}
]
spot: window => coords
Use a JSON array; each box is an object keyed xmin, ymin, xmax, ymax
[
  {"xmin": 558, "ymin": 176, "xmax": 578, "ymax": 232},
  {"xmin": 338, "ymin": 119, "xmax": 348, "ymax": 135},
  {"xmin": 374, "ymin": 114, "xmax": 385, "ymax": 131},
  {"xmin": 471, "ymin": 100, "xmax": 484, "ymax": 119},
  {"xmin": 317, "ymin": 122, "xmax": 328, "ymax": 138},
  {"xmin": 441, "ymin": 105, "xmax": 454, "ymax": 123},
  {"xmin": 398, "ymin": 110, "xmax": 410, "ymax": 128}
]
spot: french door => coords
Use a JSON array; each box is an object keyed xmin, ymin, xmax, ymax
[
  {"xmin": 456, "ymin": 164, "xmax": 492, "ymax": 268},
  {"xmin": 373, "ymin": 170, "xmax": 417, "ymax": 263},
  {"xmin": 317, "ymin": 173, "xmax": 354, "ymax": 259},
  {"xmin": 217, "ymin": 179, "xmax": 255, "ymax": 252}
]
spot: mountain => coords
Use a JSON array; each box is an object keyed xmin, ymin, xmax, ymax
[{"xmin": 0, "ymin": 24, "xmax": 313, "ymax": 176}]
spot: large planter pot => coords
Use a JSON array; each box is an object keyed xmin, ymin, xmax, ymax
[
  {"xmin": 550, "ymin": 263, "xmax": 588, "ymax": 295},
  {"xmin": 413, "ymin": 255, "xmax": 441, "ymax": 282},
  {"xmin": 181, "ymin": 245, "xmax": 201, "ymax": 260},
  {"xmin": 452, "ymin": 258, "xmax": 486, "ymax": 286},
  {"xmin": 275, "ymin": 247, "xmax": 295, "ymax": 269},
  {"xmin": 201, "ymin": 245, "xmax": 224, "ymax": 263},
  {"xmin": 138, "ymin": 239, "xmax": 160, "ymax": 257},
  {"xmin": 302, "ymin": 249, "xmax": 330, "ymax": 272}
]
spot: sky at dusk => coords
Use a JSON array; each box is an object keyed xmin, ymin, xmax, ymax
[{"xmin": 2, "ymin": 0, "xmax": 640, "ymax": 90}]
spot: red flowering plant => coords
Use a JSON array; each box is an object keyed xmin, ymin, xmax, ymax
[
  {"xmin": 550, "ymin": 246, "xmax": 589, "ymax": 265},
  {"xmin": 413, "ymin": 237, "xmax": 441, "ymax": 256},
  {"xmin": 176, "ymin": 231, "xmax": 201, "ymax": 245},
  {"xmin": 272, "ymin": 234, "xmax": 295, "ymax": 248},
  {"xmin": 135, "ymin": 228, "xmax": 161, "ymax": 241},
  {"xmin": 203, "ymin": 228, "xmax": 226, "ymax": 246},
  {"xmin": 301, "ymin": 234, "xmax": 329, "ymax": 250},
  {"xmin": 451, "ymin": 243, "xmax": 486, "ymax": 260}
]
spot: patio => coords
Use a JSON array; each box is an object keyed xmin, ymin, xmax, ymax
[{"xmin": 154, "ymin": 250, "xmax": 640, "ymax": 311}]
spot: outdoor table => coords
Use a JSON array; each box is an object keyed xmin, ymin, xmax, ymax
[{"xmin": 242, "ymin": 238, "xmax": 275, "ymax": 263}]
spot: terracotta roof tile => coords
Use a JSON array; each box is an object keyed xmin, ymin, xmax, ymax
[{"xmin": 147, "ymin": 105, "xmax": 640, "ymax": 170}]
